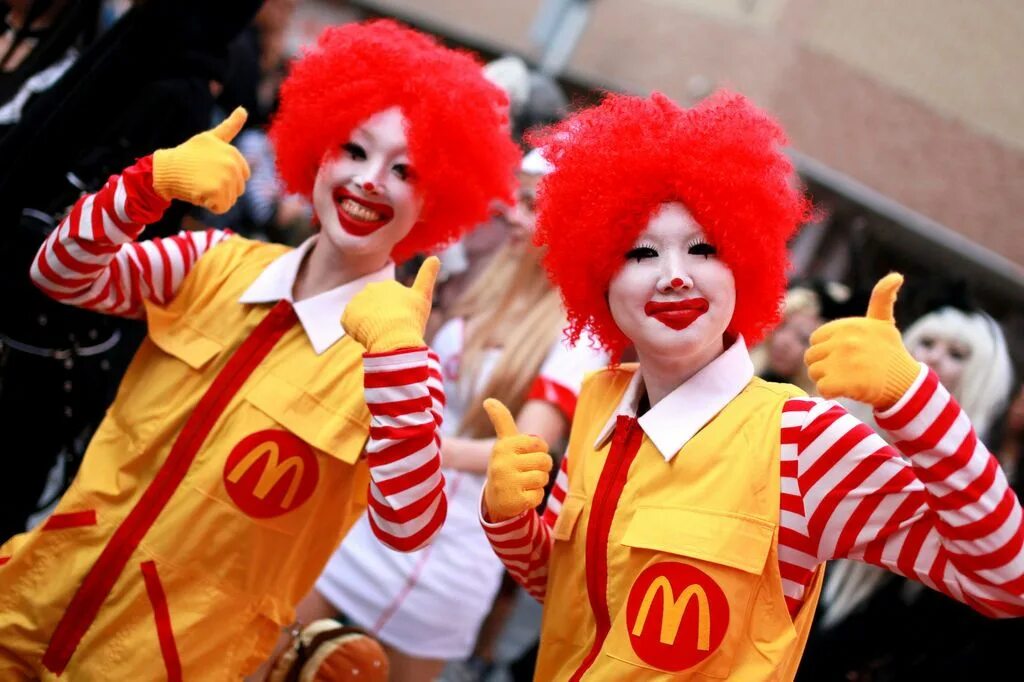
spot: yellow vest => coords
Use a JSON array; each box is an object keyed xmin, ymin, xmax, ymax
[
  {"xmin": 0, "ymin": 238, "xmax": 373, "ymax": 679},
  {"xmin": 537, "ymin": 365, "xmax": 823, "ymax": 681}
]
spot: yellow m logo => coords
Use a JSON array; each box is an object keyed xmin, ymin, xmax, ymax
[
  {"xmin": 631, "ymin": 577, "xmax": 711, "ymax": 650},
  {"xmin": 226, "ymin": 442, "xmax": 304, "ymax": 508}
]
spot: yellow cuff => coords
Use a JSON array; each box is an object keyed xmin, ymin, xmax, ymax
[{"xmin": 879, "ymin": 354, "xmax": 920, "ymax": 410}]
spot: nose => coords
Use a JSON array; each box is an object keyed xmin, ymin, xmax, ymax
[
  {"xmin": 657, "ymin": 273, "xmax": 692, "ymax": 295},
  {"xmin": 361, "ymin": 181, "xmax": 377, "ymax": 194}
]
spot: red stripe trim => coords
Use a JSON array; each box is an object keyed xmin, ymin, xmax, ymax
[
  {"xmin": 42, "ymin": 510, "xmax": 97, "ymax": 531},
  {"xmin": 570, "ymin": 416, "xmax": 643, "ymax": 682},
  {"xmin": 526, "ymin": 377, "xmax": 578, "ymax": 421},
  {"xmin": 916, "ymin": 428, "xmax": 976, "ymax": 484},
  {"xmin": 877, "ymin": 371, "xmax": 938, "ymax": 432},
  {"xmin": 899, "ymin": 396, "xmax": 960, "ymax": 456},
  {"xmin": 141, "ymin": 561, "xmax": 182, "ymax": 682},
  {"xmin": 367, "ymin": 434, "xmax": 434, "ymax": 467},
  {"xmin": 42, "ymin": 301, "xmax": 296, "ymax": 674},
  {"xmin": 369, "ymin": 421, "xmax": 435, "ymax": 443},
  {"xmin": 368, "ymin": 493, "xmax": 447, "ymax": 552},
  {"xmin": 364, "ymin": 365, "xmax": 429, "ymax": 388},
  {"xmin": 937, "ymin": 486, "xmax": 1018, "ymax": 541},
  {"xmin": 373, "ymin": 456, "xmax": 441, "ymax": 497},
  {"xmin": 363, "ymin": 346, "xmax": 428, "ymax": 359},
  {"xmin": 367, "ymin": 480, "xmax": 444, "ymax": 524},
  {"xmin": 367, "ymin": 395, "xmax": 432, "ymax": 418}
]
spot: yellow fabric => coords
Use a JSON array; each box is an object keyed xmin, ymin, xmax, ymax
[
  {"xmin": 341, "ymin": 256, "xmax": 439, "ymax": 353},
  {"xmin": 152, "ymin": 107, "xmax": 251, "ymax": 214},
  {"xmin": 0, "ymin": 237, "xmax": 374, "ymax": 679},
  {"xmin": 538, "ymin": 366, "xmax": 824, "ymax": 681},
  {"xmin": 805, "ymin": 273, "xmax": 919, "ymax": 409},
  {"xmin": 482, "ymin": 398, "xmax": 553, "ymax": 522}
]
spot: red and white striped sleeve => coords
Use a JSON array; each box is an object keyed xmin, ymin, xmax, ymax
[
  {"xmin": 479, "ymin": 453, "xmax": 567, "ymax": 603},
  {"xmin": 29, "ymin": 155, "xmax": 232, "ymax": 318},
  {"xmin": 363, "ymin": 348, "xmax": 447, "ymax": 553},
  {"xmin": 778, "ymin": 365, "xmax": 1024, "ymax": 618}
]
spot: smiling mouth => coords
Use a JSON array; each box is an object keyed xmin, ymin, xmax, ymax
[
  {"xmin": 332, "ymin": 187, "xmax": 395, "ymax": 236},
  {"xmin": 644, "ymin": 298, "xmax": 709, "ymax": 330}
]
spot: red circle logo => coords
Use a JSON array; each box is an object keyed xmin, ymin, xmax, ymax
[
  {"xmin": 625, "ymin": 561, "xmax": 730, "ymax": 671},
  {"xmin": 223, "ymin": 430, "xmax": 319, "ymax": 518}
]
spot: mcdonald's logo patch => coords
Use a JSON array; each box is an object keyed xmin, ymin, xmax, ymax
[
  {"xmin": 223, "ymin": 430, "xmax": 319, "ymax": 518},
  {"xmin": 625, "ymin": 561, "xmax": 729, "ymax": 671}
]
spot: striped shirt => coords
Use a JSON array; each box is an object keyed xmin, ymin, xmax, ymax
[
  {"xmin": 31, "ymin": 155, "xmax": 447, "ymax": 551},
  {"xmin": 484, "ymin": 361, "xmax": 1024, "ymax": 619}
]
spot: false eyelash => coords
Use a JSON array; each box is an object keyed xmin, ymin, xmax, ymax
[{"xmin": 686, "ymin": 236, "xmax": 711, "ymax": 249}]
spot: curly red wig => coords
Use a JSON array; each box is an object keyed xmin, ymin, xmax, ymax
[
  {"xmin": 269, "ymin": 20, "xmax": 520, "ymax": 262},
  {"xmin": 531, "ymin": 90, "xmax": 812, "ymax": 359}
]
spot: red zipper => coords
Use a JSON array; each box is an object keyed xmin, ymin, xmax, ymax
[
  {"xmin": 570, "ymin": 415, "xmax": 644, "ymax": 681},
  {"xmin": 43, "ymin": 300, "xmax": 297, "ymax": 674}
]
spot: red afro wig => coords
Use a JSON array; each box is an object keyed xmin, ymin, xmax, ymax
[
  {"xmin": 269, "ymin": 20, "xmax": 520, "ymax": 263},
  {"xmin": 531, "ymin": 90, "xmax": 812, "ymax": 359}
]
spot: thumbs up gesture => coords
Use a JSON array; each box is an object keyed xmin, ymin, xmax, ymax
[
  {"xmin": 804, "ymin": 273, "xmax": 920, "ymax": 409},
  {"xmin": 153, "ymin": 107, "xmax": 251, "ymax": 214},
  {"xmin": 342, "ymin": 256, "xmax": 440, "ymax": 353},
  {"xmin": 482, "ymin": 399, "xmax": 553, "ymax": 522}
]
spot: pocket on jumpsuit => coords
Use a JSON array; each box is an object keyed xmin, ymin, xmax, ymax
[
  {"xmin": 605, "ymin": 506, "xmax": 775, "ymax": 679},
  {"xmin": 545, "ymin": 494, "xmax": 592, "ymax": 648}
]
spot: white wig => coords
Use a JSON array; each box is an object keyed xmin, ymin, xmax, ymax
[{"xmin": 903, "ymin": 306, "xmax": 1014, "ymax": 443}]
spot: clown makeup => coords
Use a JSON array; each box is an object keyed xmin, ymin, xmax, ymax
[
  {"xmin": 311, "ymin": 106, "xmax": 423, "ymax": 263},
  {"xmin": 607, "ymin": 202, "xmax": 736, "ymax": 390},
  {"xmin": 909, "ymin": 333, "xmax": 970, "ymax": 394}
]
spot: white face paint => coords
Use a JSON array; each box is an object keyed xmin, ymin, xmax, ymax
[
  {"xmin": 607, "ymin": 202, "xmax": 736, "ymax": 361},
  {"xmin": 311, "ymin": 106, "xmax": 423, "ymax": 259}
]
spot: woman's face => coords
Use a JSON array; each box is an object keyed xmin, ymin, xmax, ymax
[
  {"xmin": 607, "ymin": 202, "xmax": 736, "ymax": 361},
  {"xmin": 910, "ymin": 333, "xmax": 970, "ymax": 392},
  {"xmin": 768, "ymin": 309, "xmax": 823, "ymax": 379},
  {"xmin": 311, "ymin": 106, "xmax": 423, "ymax": 260}
]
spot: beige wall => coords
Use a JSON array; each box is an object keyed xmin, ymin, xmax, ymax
[{"xmin": 356, "ymin": 0, "xmax": 1024, "ymax": 266}]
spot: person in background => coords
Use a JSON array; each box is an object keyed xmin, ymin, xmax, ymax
[
  {"xmin": 0, "ymin": 0, "xmax": 262, "ymax": 543},
  {"xmin": 431, "ymin": 54, "xmax": 570, "ymax": 338},
  {"xmin": 297, "ymin": 148, "xmax": 608, "ymax": 682}
]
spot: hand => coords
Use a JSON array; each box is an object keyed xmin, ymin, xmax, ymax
[
  {"xmin": 482, "ymin": 399, "xmax": 553, "ymax": 522},
  {"xmin": 342, "ymin": 256, "xmax": 439, "ymax": 353},
  {"xmin": 152, "ymin": 107, "xmax": 251, "ymax": 214},
  {"xmin": 804, "ymin": 273, "xmax": 920, "ymax": 409}
]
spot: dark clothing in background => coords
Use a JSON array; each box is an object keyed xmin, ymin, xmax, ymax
[{"xmin": 0, "ymin": 0, "xmax": 263, "ymax": 542}]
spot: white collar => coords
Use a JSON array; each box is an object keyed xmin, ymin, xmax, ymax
[
  {"xmin": 593, "ymin": 337, "xmax": 754, "ymax": 461},
  {"xmin": 239, "ymin": 237, "xmax": 395, "ymax": 355}
]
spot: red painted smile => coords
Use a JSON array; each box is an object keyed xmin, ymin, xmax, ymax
[
  {"xmin": 332, "ymin": 187, "xmax": 395, "ymax": 236},
  {"xmin": 644, "ymin": 298, "xmax": 709, "ymax": 330}
]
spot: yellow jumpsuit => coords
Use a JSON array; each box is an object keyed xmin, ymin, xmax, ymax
[
  {"xmin": 0, "ymin": 238, "xmax": 379, "ymax": 679},
  {"xmin": 538, "ymin": 366, "xmax": 824, "ymax": 680}
]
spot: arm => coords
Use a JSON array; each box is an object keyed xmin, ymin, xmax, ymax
[
  {"xmin": 344, "ymin": 258, "xmax": 448, "ymax": 552},
  {"xmin": 787, "ymin": 372, "xmax": 1024, "ymax": 617},
  {"xmin": 362, "ymin": 348, "xmax": 447, "ymax": 552},
  {"xmin": 30, "ymin": 110, "xmax": 250, "ymax": 317},
  {"xmin": 798, "ymin": 274, "xmax": 1024, "ymax": 617}
]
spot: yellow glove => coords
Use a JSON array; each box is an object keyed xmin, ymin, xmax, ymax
[
  {"xmin": 804, "ymin": 273, "xmax": 920, "ymax": 410},
  {"xmin": 482, "ymin": 399, "xmax": 553, "ymax": 522},
  {"xmin": 152, "ymin": 107, "xmax": 251, "ymax": 214},
  {"xmin": 342, "ymin": 257, "xmax": 439, "ymax": 353}
]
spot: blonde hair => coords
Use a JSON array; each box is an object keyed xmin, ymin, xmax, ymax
[
  {"xmin": 903, "ymin": 307, "xmax": 1014, "ymax": 442},
  {"xmin": 450, "ymin": 237, "xmax": 565, "ymax": 437}
]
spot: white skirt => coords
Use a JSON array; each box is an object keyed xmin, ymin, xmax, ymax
[{"xmin": 316, "ymin": 470, "xmax": 505, "ymax": 659}]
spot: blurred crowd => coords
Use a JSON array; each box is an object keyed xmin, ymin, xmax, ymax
[{"xmin": 0, "ymin": 2, "xmax": 1020, "ymax": 680}]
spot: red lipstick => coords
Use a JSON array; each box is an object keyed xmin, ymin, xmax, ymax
[
  {"xmin": 332, "ymin": 187, "xmax": 395, "ymax": 236},
  {"xmin": 644, "ymin": 298, "xmax": 709, "ymax": 330}
]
